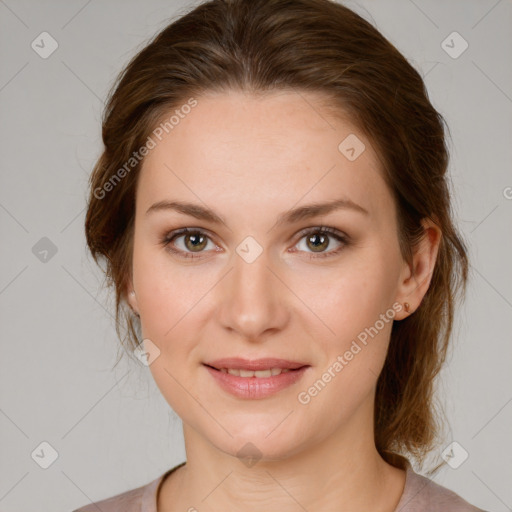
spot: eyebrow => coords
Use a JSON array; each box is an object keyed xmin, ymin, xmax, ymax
[{"xmin": 145, "ymin": 197, "xmax": 369, "ymax": 226}]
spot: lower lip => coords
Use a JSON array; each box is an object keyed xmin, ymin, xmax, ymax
[{"xmin": 204, "ymin": 365, "xmax": 309, "ymax": 399}]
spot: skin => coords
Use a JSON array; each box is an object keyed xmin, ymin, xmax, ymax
[{"xmin": 126, "ymin": 90, "xmax": 441, "ymax": 512}]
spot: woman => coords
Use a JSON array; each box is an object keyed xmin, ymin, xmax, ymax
[{"xmin": 75, "ymin": 0, "xmax": 488, "ymax": 510}]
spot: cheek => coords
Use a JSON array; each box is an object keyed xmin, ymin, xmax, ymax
[
  {"xmin": 146, "ymin": 355, "xmax": 205, "ymax": 437},
  {"xmin": 290, "ymin": 254, "xmax": 397, "ymax": 409},
  {"xmin": 133, "ymin": 246, "xmax": 197, "ymax": 333},
  {"xmin": 291, "ymin": 252, "xmax": 395, "ymax": 337},
  {"xmin": 133, "ymin": 248, "xmax": 218, "ymax": 383},
  {"xmin": 295, "ymin": 275, "xmax": 395, "ymax": 432}
]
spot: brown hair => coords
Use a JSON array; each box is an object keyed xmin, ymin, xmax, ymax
[{"xmin": 84, "ymin": 0, "xmax": 469, "ymax": 474}]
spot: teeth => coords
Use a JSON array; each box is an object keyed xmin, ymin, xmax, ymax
[{"xmin": 222, "ymin": 368, "xmax": 291, "ymax": 377}]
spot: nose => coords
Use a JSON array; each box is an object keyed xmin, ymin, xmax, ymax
[{"xmin": 217, "ymin": 248, "xmax": 290, "ymax": 342}]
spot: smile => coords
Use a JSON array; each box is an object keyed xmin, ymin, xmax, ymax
[
  {"xmin": 202, "ymin": 359, "xmax": 310, "ymax": 399},
  {"xmin": 218, "ymin": 368, "xmax": 291, "ymax": 377}
]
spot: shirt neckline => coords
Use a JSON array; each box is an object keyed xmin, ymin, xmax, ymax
[
  {"xmin": 143, "ymin": 459, "xmax": 414, "ymax": 512},
  {"xmin": 391, "ymin": 459, "xmax": 414, "ymax": 511},
  {"xmin": 142, "ymin": 461, "xmax": 186, "ymax": 512}
]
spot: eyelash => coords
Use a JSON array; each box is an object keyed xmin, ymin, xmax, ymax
[{"xmin": 160, "ymin": 226, "xmax": 350, "ymax": 260}]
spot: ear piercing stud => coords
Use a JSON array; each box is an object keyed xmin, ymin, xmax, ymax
[{"xmin": 403, "ymin": 302, "xmax": 410, "ymax": 313}]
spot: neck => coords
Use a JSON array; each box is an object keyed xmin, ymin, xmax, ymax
[{"xmin": 159, "ymin": 402, "xmax": 406, "ymax": 512}]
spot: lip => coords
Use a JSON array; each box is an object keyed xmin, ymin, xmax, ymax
[
  {"xmin": 204, "ymin": 357, "xmax": 308, "ymax": 371},
  {"xmin": 203, "ymin": 358, "xmax": 310, "ymax": 399}
]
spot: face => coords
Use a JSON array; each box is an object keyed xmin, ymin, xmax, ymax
[{"xmin": 127, "ymin": 90, "xmax": 423, "ymax": 461}]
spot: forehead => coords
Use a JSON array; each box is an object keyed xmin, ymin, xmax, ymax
[{"xmin": 137, "ymin": 90, "xmax": 394, "ymax": 226}]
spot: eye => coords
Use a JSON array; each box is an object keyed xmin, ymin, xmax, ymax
[
  {"xmin": 161, "ymin": 228, "xmax": 216, "ymax": 259},
  {"xmin": 161, "ymin": 226, "xmax": 350, "ymax": 260},
  {"xmin": 292, "ymin": 226, "xmax": 349, "ymax": 259}
]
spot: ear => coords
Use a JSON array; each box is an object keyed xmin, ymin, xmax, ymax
[
  {"xmin": 394, "ymin": 217, "xmax": 442, "ymax": 320},
  {"xmin": 125, "ymin": 280, "xmax": 140, "ymax": 317}
]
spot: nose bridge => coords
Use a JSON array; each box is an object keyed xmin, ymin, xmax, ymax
[
  {"xmin": 233, "ymin": 248, "xmax": 273, "ymax": 300},
  {"xmin": 218, "ymin": 246, "xmax": 288, "ymax": 340}
]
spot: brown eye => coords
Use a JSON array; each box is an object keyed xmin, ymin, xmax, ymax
[
  {"xmin": 162, "ymin": 228, "xmax": 214, "ymax": 259},
  {"xmin": 294, "ymin": 227, "xmax": 349, "ymax": 259},
  {"xmin": 305, "ymin": 232, "xmax": 330, "ymax": 252},
  {"xmin": 183, "ymin": 232, "xmax": 208, "ymax": 252}
]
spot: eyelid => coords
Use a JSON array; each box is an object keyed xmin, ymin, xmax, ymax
[{"xmin": 162, "ymin": 226, "xmax": 218, "ymax": 246}]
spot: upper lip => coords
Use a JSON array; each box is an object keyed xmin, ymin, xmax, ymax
[{"xmin": 204, "ymin": 358, "xmax": 308, "ymax": 371}]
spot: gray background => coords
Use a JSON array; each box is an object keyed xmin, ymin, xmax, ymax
[{"xmin": 0, "ymin": 0, "xmax": 511, "ymax": 510}]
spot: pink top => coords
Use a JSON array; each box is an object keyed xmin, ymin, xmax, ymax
[{"xmin": 72, "ymin": 459, "xmax": 488, "ymax": 511}]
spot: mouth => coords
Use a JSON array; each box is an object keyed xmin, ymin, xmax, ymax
[
  {"xmin": 203, "ymin": 357, "xmax": 308, "ymax": 373},
  {"xmin": 206, "ymin": 367, "xmax": 295, "ymax": 377},
  {"xmin": 202, "ymin": 358, "xmax": 310, "ymax": 399}
]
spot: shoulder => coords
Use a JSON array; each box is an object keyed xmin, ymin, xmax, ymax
[
  {"xmin": 71, "ymin": 462, "xmax": 186, "ymax": 512},
  {"xmin": 71, "ymin": 474, "xmax": 161, "ymax": 512},
  {"xmin": 397, "ymin": 465, "xmax": 490, "ymax": 512}
]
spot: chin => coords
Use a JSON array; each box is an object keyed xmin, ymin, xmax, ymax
[{"xmin": 202, "ymin": 420, "xmax": 308, "ymax": 464}]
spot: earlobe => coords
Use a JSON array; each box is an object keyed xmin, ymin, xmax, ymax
[{"xmin": 127, "ymin": 288, "xmax": 140, "ymax": 317}]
